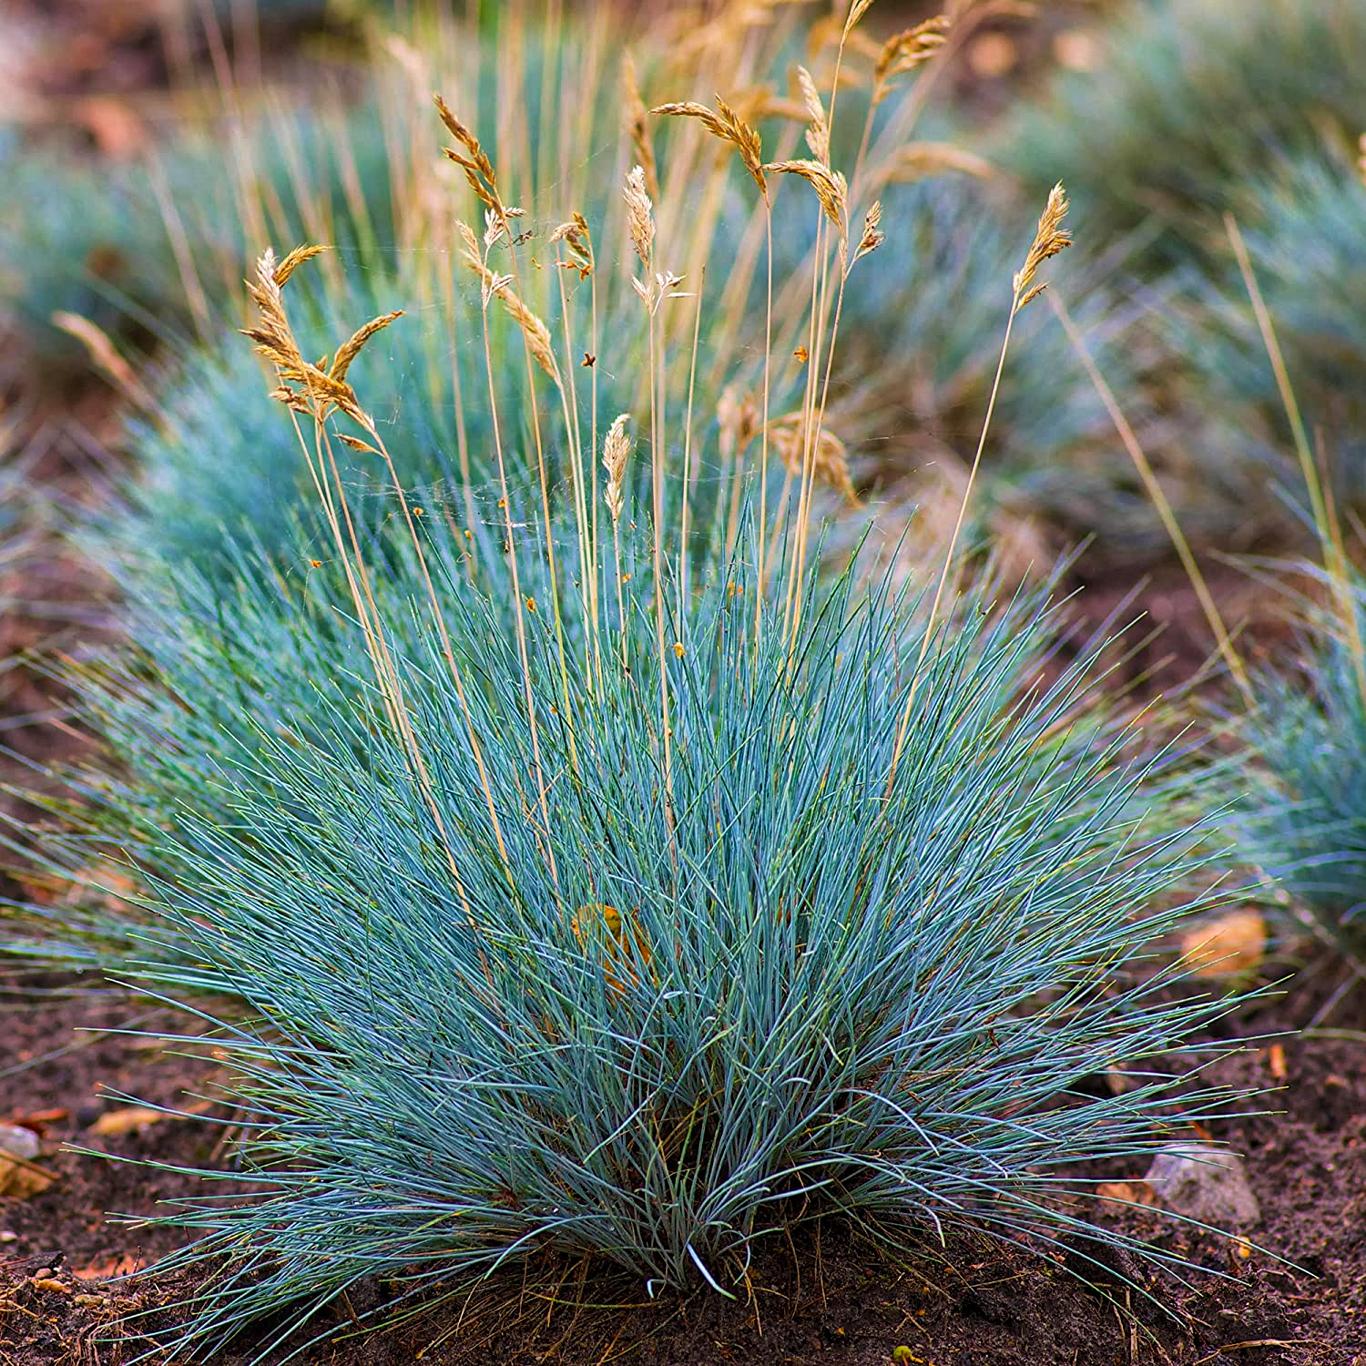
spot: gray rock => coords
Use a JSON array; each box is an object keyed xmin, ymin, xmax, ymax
[
  {"xmin": 0, "ymin": 1124, "xmax": 40, "ymax": 1162},
  {"xmin": 1145, "ymin": 1142, "xmax": 1261, "ymax": 1230}
]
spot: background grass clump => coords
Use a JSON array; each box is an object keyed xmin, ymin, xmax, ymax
[
  {"xmin": 1006, "ymin": 0, "xmax": 1366, "ymax": 272},
  {"xmin": 1237, "ymin": 580, "xmax": 1366, "ymax": 964}
]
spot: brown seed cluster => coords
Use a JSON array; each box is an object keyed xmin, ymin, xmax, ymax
[
  {"xmin": 652, "ymin": 96, "xmax": 767, "ymax": 197},
  {"xmin": 769, "ymin": 412, "xmax": 858, "ymax": 505},
  {"xmin": 244, "ymin": 245, "xmax": 400, "ymax": 425},
  {"xmin": 1013, "ymin": 182, "xmax": 1072, "ymax": 309}
]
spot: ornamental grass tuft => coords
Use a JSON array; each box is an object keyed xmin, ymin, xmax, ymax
[{"xmin": 6, "ymin": 9, "xmax": 1267, "ymax": 1357}]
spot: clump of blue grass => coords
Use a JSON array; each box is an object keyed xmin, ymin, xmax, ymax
[
  {"xmin": 1237, "ymin": 572, "xmax": 1366, "ymax": 963},
  {"xmin": 39, "ymin": 495, "xmax": 1259, "ymax": 1359},
  {"xmin": 0, "ymin": 104, "xmax": 397, "ymax": 378},
  {"xmin": 1174, "ymin": 153, "xmax": 1366, "ymax": 529},
  {"xmin": 1005, "ymin": 0, "xmax": 1366, "ymax": 272}
]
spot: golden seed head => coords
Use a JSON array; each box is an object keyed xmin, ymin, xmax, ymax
[
  {"xmin": 244, "ymin": 245, "xmax": 378, "ymax": 426},
  {"xmin": 653, "ymin": 97, "xmax": 767, "ymax": 197},
  {"xmin": 844, "ymin": 0, "xmax": 878, "ymax": 36},
  {"xmin": 763, "ymin": 159, "xmax": 848, "ymax": 239},
  {"xmin": 854, "ymin": 200, "xmax": 884, "ymax": 262},
  {"xmin": 460, "ymin": 250, "xmax": 559, "ymax": 384},
  {"xmin": 602, "ymin": 413, "xmax": 633, "ymax": 524},
  {"xmin": 434, "ymin": 93, "xmax": 503, "ymax": 216},
  {"xmin": 796, "ymin": 66, "xmax": 829, "ymax": 164},
  {"xmin": 1013, "ymin": 181, "xmax": 1072, "ymax": 307},
  {"xmin": 549, "ymin": 212, "xmax": 594, "ymax": 278},
  {"xmin": 624, "ymin": 164, "xmax": 655, "ymax": 268},
  {"xmin": 873, "ymin": 15, "xmax": 950, "ymax": 103}
]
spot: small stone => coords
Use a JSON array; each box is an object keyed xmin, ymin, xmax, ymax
[
  {"xmin": 1145, "ymin": 1143, "xmax": 1261, "ymax": 1230},
  {"xmin": 0, "ymin": 1125, "xmax": 40, "ymax": 1162}
]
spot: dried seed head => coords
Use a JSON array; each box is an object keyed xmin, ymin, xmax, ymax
[
  {"xmin": 274, "ymin": 243, "xmax": 328, "ymax": 286},
  {"xmin": 624, "ymin": 164, "xmax": 655, "ymax": 268},
  {"xmin": 873, "ymin": 15, "xmax": 950, "ymax": 104},
  {"xmin": 434, "ymin": 93, "xmax": 503, "ymax": 216},
  {"xmin": 1013, "ymin": 181, "xmax": 1072, "ymax": 307},
  {"xmin": 602, "ymin": 414, "xmax": 633, "ymax": 524},
  {"xmin": 652, "ymin": 96, "xmax": 766, "ymax": 197},
  {"xmin": 717, "ymin": 386, "xmax": 760, "ymax": 462},
  {"xmin": 769, "ymin": 412, "xmax": 859, "ymax": 505},
  {"xmin": 854, "ymin": 200, "xmax": 884, "ymax": 262},
  {"xmin": 622, "ymin": 54, "xmax": 661, "ymax": 202},
  {"xmin": 330, "ymin": 310, "xmax": 404, "ymax": 384},
  {"xmin": 764, "ymin": 159, "xmax": 848, "ymax": 239},
  {"xmin": 844, "ymin": 0, "xmax": 878, "ymax": 36},
  {"xmin": 244, "ymin": 246, "xmax": 370, "ymax": 425},
  {"xmin": 796, "ymin": 65, "xmax": 829, "ymax": 164},
  {"xmin": 549, "ymin": 212, "xmax": 594, "ymax": 278},
  {"xmin": 461, "ymin": 250, "xmax": 560, "ymax": 383}
]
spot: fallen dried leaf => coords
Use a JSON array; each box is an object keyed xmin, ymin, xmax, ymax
[
  {"xmin": 1096, "ymin": 1179, "xmax": 1156, "ymax": 1207},
  {"xmin": 88, "ymin": 1105, "xmax": 167, "ymax": 1137},
  {"xmin": 1179, "ymin": 910, "xmax": 1267, "ymax": 978},
  {"xmin": 30, "ymin": 1277, "xmax": 70, "ymax": 1295},
  {"xmin": 0, "ymin": 1153, "xmax": 57, "ymax": 1199},
  {"xmin": 9, "ymin": 1108, "xmax": 68, "ymax": 1131},
  {"xmin": 1268, "ymin": 1043, "xmax": 1288, "ymax": 1081}
]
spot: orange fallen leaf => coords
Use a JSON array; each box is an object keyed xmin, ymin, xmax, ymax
[
  {"xmin": 1268, "ymin": 1043, "xmax": 1288, "ymax": 1081},
  {"xmin": 30, "ymin": 1277, "xmax": 70, "ymax": 1295},
  {"xmin": 1179, "ymin": 910, "xmax": 1267, "ymax": 978},
  {"xmin": 0, "ymin": 1153, "xmax": 57, "ymax": 1199},
  {"xmin": 12, "ymin": 1108, "xmax": 68, "ymax": 1130},
  {"xmin": 88, "ymin": 1105, "xmax": 168, "ymax": 1137},
  {"xmin": 1096, "ymin": 1180, "xmax": 1156, "ymax": 1207}
]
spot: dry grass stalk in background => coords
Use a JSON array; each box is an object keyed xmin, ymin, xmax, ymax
[
  {"xmin": 1049, "ymin": 292, "xmax": 1254, "ymax": 708},
  {"xmin": 882, "ymin": 142, "xmax": 995, "ymax": 183},
  {"xmin": 769, "ymin": 412, "xmax": 858, "ymax": 505},
  {"xmin": 623, "ymin": 52, "xmax": 661, "ymax": 201},
  {"xmin": 1225, "ymin": 211, "xmax": 1366, "ymax": 707}
]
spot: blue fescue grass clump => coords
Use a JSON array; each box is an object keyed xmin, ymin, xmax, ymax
[
  {"xmin": 46, "ymin": 497, "xmax": 1257, "ymax": 1357},
  {"xmin": 1238, "ymin": 580, "xmax": 1366, "ymax": 959},
  {"xmin": 1005, "ymin": 0, "xmax": 1366, "ymax": 270},
  {"xmin": 0, "ymin": 103, "xmax": 396, "ymax": 375},
  {"xmin": 1180, "ymin": 154, "xmax": 1366, "ymax": 509}
]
